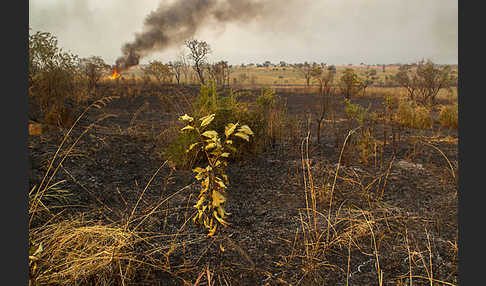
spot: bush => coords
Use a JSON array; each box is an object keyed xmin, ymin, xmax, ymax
[
  {"xmin": 437, "ymin": 104, "xmax": 458, "ymax": 129},
  {"xmin": 164, "ymin": 82, "xmax": 262, "ymax": 168},
  {"xmin": 29, "ymin": 29, "xmax": 81, "ymax": 126},
  {"xmin": 179, "ymin": 113, "xmax": 254, "ymax": 236},
  {"xmin": 395, "ymin": 99, "xmax": 433, "ymax": 129},
  {"xmin": 164, "ymin": 83, "xmax": 288, "ymax": 168}
]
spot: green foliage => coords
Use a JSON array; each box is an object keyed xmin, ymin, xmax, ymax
[
  {"xmin": 340, "ymin": 68, "xmax": 362, "ymax": 99},
  {"xmin": 143, "ymin": 60, "xmax": 173, "ymax": 84},
  {"xmin": 29, "ymin": 29, "xmax": 80, "ymax": 126},
  {"xmin": 437, "ymin": 104, "xmax": 458, "ymax": 129},
  {"xmin": 179, "ymin": 114, "xmax": 254, "ymax": 236},
  {"xmin": 395, "ymin": 99, "xmax": 433, "ymax": 129},
  {"xmin": 394, "ymin": 60, "xmax": 453, "ymax": 106},
  {"xmin": 165, "ymin": 81, "xmax": 258, "ymax": 167},
  {"xmin": 344, "ymin": 99, "xmax": 379, "ymax": 164},
  {"xmin": 344, "ymin": 98, "xmax": 377, "ymax": 126},
  {"xmin": 164, "ymin": 82, "xmax": 288, "ymax": 168},
  {"xmin": 163, "ymin": 130, "xmax": 200, "ymax": 169}
]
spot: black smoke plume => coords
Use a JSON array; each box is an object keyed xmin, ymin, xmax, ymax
[{"xmin": 115, "ymin": 0, "xmax": 275, "ymax": 70}]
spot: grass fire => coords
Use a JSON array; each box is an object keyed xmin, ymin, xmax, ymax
[{"xmin": 109, "ymin": 66, "xmax": 120, "ymax": 80}]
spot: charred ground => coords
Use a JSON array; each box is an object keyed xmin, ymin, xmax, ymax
[{"xmin": 28, "ymin": 82, "xmax": 458, "ymax": 285}]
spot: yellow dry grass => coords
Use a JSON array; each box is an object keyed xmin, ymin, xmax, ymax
[{"xmin": 30, "ymin": 218, "xmax": 137, "ymax": 285}]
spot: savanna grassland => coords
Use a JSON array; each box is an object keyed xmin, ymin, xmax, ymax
[{"xmin": 29, "ymin": 31, "xmax": 458, "ymax": 286}]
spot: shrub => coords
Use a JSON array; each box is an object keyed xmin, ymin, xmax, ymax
[
  {"xmin": 437, "ymin": 104, "xmax": 458, "ymax": 129},
  {"xmin": 164, "ymin": 82, "xmax": 278, "ymax": 168},
  {"xmin": 344, "ymin": 99, "xmax": 379, "ymax": 164},
  {"xmin": 179, "ymin": 113, "xmax": 254, "ymax": 236},
  {"xmin": 255, "ymin": 88, "xmax": 288, "ymax": 148},
  {"xmin": 395, "ymin": 99, "xmax": 433, "ymax": 129},
  {"xmin": 29, "ymin": 29, "xmax": 80, "ymax": 126}
]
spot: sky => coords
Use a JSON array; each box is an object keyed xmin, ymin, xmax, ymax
[{"xmin": 29, "ymin": 0, "xmax": 458, "ymax": 66}]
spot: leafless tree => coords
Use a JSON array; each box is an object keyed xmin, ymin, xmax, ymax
[
  {"xmin": 185, "ymin": 39, "xmax": 211, "ymax": 85},
  {"xmin": 169, "ymin": 60, "xmax": 184, "ymax": 85},
  {"xmin": 207, "ymin": 60, "xmax": 230, "ymax": 87},
  {"xmin": 311, "ymin": 65, "xmax": 335, "ymax": 144}
]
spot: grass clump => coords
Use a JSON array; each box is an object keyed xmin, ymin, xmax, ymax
[
  {"xmin": 437, "ymin": 104, "xmax": 458, "ymax": 129},
  {"xmin": 29, "ymin": 218, "xmax": 137, "ymax": 286}
]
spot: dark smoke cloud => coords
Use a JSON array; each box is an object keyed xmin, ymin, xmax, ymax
[{"xmin": 116, "ymin": 0, "xmax": 274, "ymax": 70}]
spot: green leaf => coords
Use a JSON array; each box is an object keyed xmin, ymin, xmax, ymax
[
  {"xmin": 212, "ymin": 190, "xmax": 226, "ymax": 208},
  {"xmin": 188, "ymin": 142, "xmax": 200, "ymax": 150},
  {"xmin": 220, "ymin": 152, "xmax": 230, "ymax": 158},
  {"xmin": 225, "ymin": 123, "xmax": 238, "ymax": 138},
  {"xmin": 205, "ymin": 142, "xmax": 217, "ymax": 150},
  {"xmin": 193, "ymin": 167, "xmax": 205, "ymax": 174},
  {"xmin": 181, "ymin": 125, "xmax": 194, "ymax": 132},
  {"xmin": 179, "ymin": 114, "xmax": 194, "ymax": 122},
  {"xmin": 234, "ymin": 132, "xmax": 250, "ymax": 141},
  {"xmin": 194, "ymin": 195, "xmax": 206, "ymax": 209},
  {"xmin": 215, "ymin": 179, "xmax": 226, "ymax": 189},
  {"xmin": 201, "ymin": 130, "xmax": 218, "ymax": 138},
  {"xmin": 200, "ymin": 114, "xmax": 215, "ymax": 127},
  {"xmin": 238, "ymin": 124, "xmax": 254, "ymax": 135}
]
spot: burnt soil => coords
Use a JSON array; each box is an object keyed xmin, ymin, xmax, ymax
[{"xmin": 28, "ymin": 83, "xmax": 458, "ymax": 285}]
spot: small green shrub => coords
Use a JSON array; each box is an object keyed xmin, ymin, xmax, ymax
[
  {"xmin": 179, "ymin": 113, "xmax": 254, "ymax": 236},
  {"xmin": 344, "ymin": 99, "xmax": 378, "ymax": 164},
  {"xmin": 395, "ymin": 99, "xmax": 433, "ymax": 129},
  {"xmin": 165, "ymin": 82, "xmax": 278, "ymax": 168},
  {"xmin": 163, "ymin": 129, "xmax": 200, "ymax": 169},
  {"xmin": 437, "ymin": 104, "xmax": 458, "ymax": 129}
]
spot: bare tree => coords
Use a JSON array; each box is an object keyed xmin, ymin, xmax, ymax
[
  {"xmin": 185, "ymin": 39, "xmax": 211, "ymax": 85},
  {"xmin": 169, "ymin": 60, "xmax": 184, "ymax": 85},
  {"xmin": 311, "ymin": 65, "xmax": 335, "ymax": 144},
  {"xmin": 175, "ymin": 50, "xmax": 191, "ymax": 84},
  {"xmin": 207, "ymin": 60, "xmax": 230, "ymax": 87}
]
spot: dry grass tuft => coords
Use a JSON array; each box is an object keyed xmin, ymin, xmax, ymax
[{"xmin": 30, "ymin": 218, "xmax": 137, "ymax": 285}]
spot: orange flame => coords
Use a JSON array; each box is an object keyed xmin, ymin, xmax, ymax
[{"xmin": 110, "ymin": 66, "xmax": 120, "ymax": 79}]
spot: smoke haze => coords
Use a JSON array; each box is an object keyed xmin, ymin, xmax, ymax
[
  {"xmin": 29, "ymin": 0, "xmax": 458, "ymax": 66},
  {"xmin": 115, "ymin": 0, "xmax": 290, "ymax": 70}
]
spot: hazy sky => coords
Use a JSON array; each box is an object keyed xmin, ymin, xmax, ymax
[{"xmin": 29, "ymin": 0, "xmax": 458, "ymax": 65}]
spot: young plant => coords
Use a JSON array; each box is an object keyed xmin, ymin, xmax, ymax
[{"xmin": 179, "ymin": 113, "xmax": 254, "ymax": 237}]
